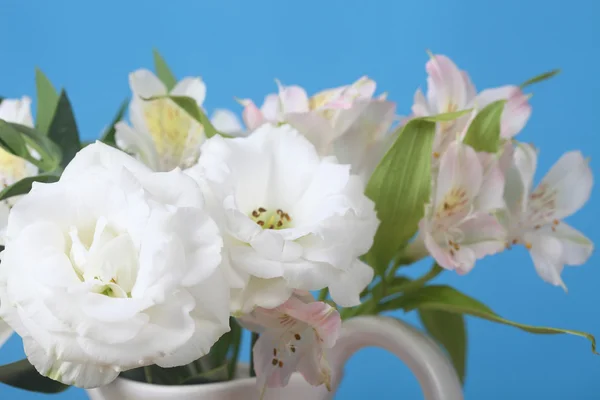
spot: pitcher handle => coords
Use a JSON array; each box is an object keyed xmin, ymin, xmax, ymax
[{"xmin": 332, "ymin": 316, "xmax": 464, "ymax": 400}]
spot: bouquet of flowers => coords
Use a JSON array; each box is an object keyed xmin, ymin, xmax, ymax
[{"xmin": 0, "ymin": 50, "xmax": 595, "ymax": 398}]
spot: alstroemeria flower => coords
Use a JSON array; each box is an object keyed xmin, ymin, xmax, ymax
[
  {"xmin": 238, "ymin": 292, "xmax": 341, "ymax": 394},
  {"xmin": 410, "ymin": 55, "xmax": 532, "ymax": 158},
  {"xmin": 416, "ymin": 141, "xmax": 506, "ymax": 273},
  {"xmin": 411, "ymin": 55, "xmax": 477, "ymax": 157},
  {"xmin": 474, "ymin": 85, "xmax": 531, "ymax": 139},
  {"xmin": 187, "ymin": 123, "xmax": 378, "ymax": 313},
  {"xmin": 236, "ymin": 78, "xmax": 395, "ymax": 181},
  {"xmin": 115, "ymin": 69, "xmax": 207, "ymax": 171},
  {"xmin": 211, "ymin": 109, "xmax": 246, "ymax": 137},
  {"xmin": 500, "ymin": 142, "xmax": 593, "ymax": 289},
  {"xmin": 0, "ymin": 142, "xmax": 229, "ymax": 388}
]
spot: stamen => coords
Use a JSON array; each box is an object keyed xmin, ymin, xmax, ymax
[
  {"xmin": 257, "ymin": 220, "xmax": 265, "ymax": 226},
  {"xmin": 525, "ymin": 242, "xmax": 532, "ymax": 250},
  {"xmin": 278, "ymin": 361, "xmax": 283, "ymax": 368},
  {"xmin": 294, "ymin": 333, "xmax": 301, "ymax": 340},
  {"xmin": 258, "ymin": 207, "xmax": 266, "ymax": 213},
  {"xmin": 252, "ymin": 210, "xmax": 260, "ymax": 217},
  {"xmin": 272, "ymin": 358, "xmax": 278, "ymax": 366},
  {"xmin": 273, "ymin": 349, "xmax": 277, "ymax": 356},
  {"xmin": 553, "ymin": 219, "xmax": 560, "ymax": 225}
]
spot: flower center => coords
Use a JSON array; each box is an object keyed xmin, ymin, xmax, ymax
[
  {"xmin": 435, "ymin": 186, "xmax": 469, "ymax": 220},
  {"xmin": 250, "ymin": 207, "xmax": 293, "ymax": 230}
]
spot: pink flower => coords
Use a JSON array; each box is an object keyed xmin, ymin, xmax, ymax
[
  {"xmin": 417, "ymin": 141, "xmax": 506, "ymax": 273},
  {"xmin": 238, "ymin": 292, "xmax": 341, "ymax": 395},
  {"xmin": 474, "ymin": 85, "xmax": 532, "ymax": 139},
  {"xmin": 501, "ymin": 143, "xmax": 594, "ymax": 289}
]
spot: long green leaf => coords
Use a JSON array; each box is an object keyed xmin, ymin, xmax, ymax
[
  {"xmin": 0, "ymin": 359, "xmax": 68, "ymax": 393},
  {"xmin": 0, "ymin": 121, "xmax": 29, "ymax": 159},
  {"xmin": 462, "ymin": 100, "xmax": 505, "ymax": 153},
  {"xmin": 418, "ymin": 309, "xmax": 467, "ymax": 384},
  {"xmin": 153, "ymin": 49, "xmax": 177, "ymax": 91},
  {"xmin": 0, "ymin": 174, "xmax": 60, "ymax": 201},
  {"xmin": 365, "ymin": 118, "xmax": 436, "ymax": 271},
  {"xmin": 7, "ymin": 123, "xmax": 62, "ymax": 172},
  {"xmin": 100, "ymin": 98, "xmax": 129, "ymax": 146},
  {"xmin": 34, "ymin": 68, "xmax": 60, "ymax": 135},
  {"xmin": 520, "ymin": 69, "xmax": 561, "ymax": 89},
  {"xmin": 384, "ymin": 285, "xmax": 597, "ymax": 354},
  {"xmin": 48, "ymin": 91, "xmax": 81, "ymax": 168}
]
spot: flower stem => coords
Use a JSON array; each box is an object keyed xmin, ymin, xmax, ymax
[
  {"xmin": 317, "ymin": 288, "xmax": 329, "ymax": 301},
  {"xmin": 143, "ymin": 366, "xmax": 153, "ymax": 384}
]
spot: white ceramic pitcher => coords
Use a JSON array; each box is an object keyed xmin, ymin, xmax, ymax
[{"xmin": 86, "ymin": 316, "xmax": 464, "ymax": 400}]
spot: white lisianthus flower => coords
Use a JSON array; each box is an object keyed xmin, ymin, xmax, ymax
[
  {"xmin": 115, "ymin": 69, "xmax": 207, "ymax": 171},
  {"xmin": 500, "ymin": 142, "xmax": 594, "ymax": 289},
  {"xmin": 187, "ymin": 124, "xmax": 378, "ymax": 313},
  {"xmin": 0, "ymin": 142, "xmax": 230, "ymax": 388}
]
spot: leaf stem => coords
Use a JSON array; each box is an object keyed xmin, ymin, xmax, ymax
[{"xmin": 143, "ymin": 366, "xmax": 153, "ymax": 384}]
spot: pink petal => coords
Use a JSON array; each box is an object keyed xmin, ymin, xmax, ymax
[
  {"xmin": 426, "ymin": 55, "xmax": 472, "ymax": 113},
  {"xmin": 282, "ymin": 297, "xmax": 341, "ymax": 348},
  {"xmin": 241, "ymin": 99, "xmax": 265, "ymax": 130},
  {"xmin": 277, "ymin": 83, "xmax": 310, "ymax": 114},
  {"xmin": 524, "ymin": 231, "xmax": 566, "ymax": 290},
  {"xmin": 474, "ymin": 85, "xmax": 531, "ymax": 138}
]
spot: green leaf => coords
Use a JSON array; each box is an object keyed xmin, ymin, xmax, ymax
[
  {"xmin": 365, "ymin": 119, "xmax": 436, "ymax": 271},
  {"xmin": 34, "ymin": 68, "xmax": 60, "ymax": 135},
  {"xmin": 7, "ymin": 123, "xmax": 62, "ymax": 172},
  {"xmin": 48, "ymin": 91, "xmax": 81, "ymax": 168},
  {"xmin": 0, "ymin": 121, "xmax": 29, "ymax": 158},
  {"xmin": 421, "ymin": 108, "xmax": 473, "ymax": 122},
  {"xmin": 100, "ymin": 98, "xmax": 129, "ymax": 146},
  {"xmin": 227, "ymin": 319, "xmax": 243, "ymax": 380},
  {"xmin": 153, "ymin": 49, "xmax": 177, "ymax": 91},
  {"xmin": 520, "ymin": 69, "xmax": 561, "ymax": 89},
  {"xmin": 0, "ymin": 359, "xmax": 68, "ymax": 393},
  {"xmin": 462, "ymin": 100, "xmax": 505, "ymax": 153},
  {"xmin": 418, "ymin": 309, "xmax": 467, "ymax": 384},
  {"xmin": 384, "ymin": 285, "xmax": 597, "ymax": 354},
  {"xmin": 0, "ymin": 173, "xmax": 59, "ymax": 201}
]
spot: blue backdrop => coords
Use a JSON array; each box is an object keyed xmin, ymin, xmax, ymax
[{"xmin": 1, "ymin": 0, "xmax": 598, "ymax": 398}]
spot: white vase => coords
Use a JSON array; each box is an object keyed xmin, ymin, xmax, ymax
[{"xmin": 86, "ymin": 316, "xmax": 463, "ymax": 400}]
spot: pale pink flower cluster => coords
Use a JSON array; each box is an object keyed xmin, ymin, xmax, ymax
[{"xmin": 407, "ymin": 55, "xmax": 593, "ymax": 288}]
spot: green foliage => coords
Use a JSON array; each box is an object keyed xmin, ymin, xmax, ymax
[
  {"xmin": 383, "ymin": 285, "xmax": 597, "ymax": 354},
  {"xmin": 153, "ymin": 49, "xmax": 178, "ymax": 91},
  {"xmin": 520, "ymin": 69, "xmax": 561, "ymax": 89},
  {"xmin": 48, "ymin": 91, "xmax": 81, "ymax": 168},
  {"xmin": 365, "ymin": 118, "xmax": 436, "ymax": 271},
  {"xmin": 100, "ymin": 98, "xmax": 129, "ymax": 146},
  {"xmin": 0, "ymin": 122, "xmax": 61, "ymax": 172},
  {"xmin": 0, "ymin": 359, "xmax": 68, "ymax": 394},
  {"xmin": 34, "ymin": 68, "xmax": 60, "ymax": 135},
  {"xmin": 462, "ymin": 100, "xmax": 505, "ymax": 153},
  {"xmin": 419, "ymin": 309, "xmax": 467, "ymax": 383}
]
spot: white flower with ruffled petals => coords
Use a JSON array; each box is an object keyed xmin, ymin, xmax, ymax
[
  {"xmin": 188, "ymin": 123, "xmax": 378, "ymax": 314},
  {"xmin": 115, "ymin": 69, "xmax": 207, "ymax": 171},
  {"xmin": 501, "ymin": 142, "xmax": 594, "ymax": 289},
  {"xmin": 238, "ymin": 291, "xmax": 341, "ymax": 394},
  {"xmin": 0, "ymin": 142, "xmax": 229, "ymax": 388}
]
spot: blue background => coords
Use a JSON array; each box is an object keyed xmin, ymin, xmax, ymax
[{"xmin": 1, "ymin": 0, "xmax": 599, "ymax": 398}]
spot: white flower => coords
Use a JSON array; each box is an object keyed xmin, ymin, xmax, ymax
[
  {"xmin": 0, "ymin": 97, "xmax": 37, "ymax": 243},
  {"xmin": 0, "ymin": 142, "xmax": 229, "ymax": 388},
  {"xmin": 501, "ymin": 142, "xmax": 594, "ymax": 289},
  {"xmin": 210, "ymin": 109, "xmax": 246, "ymax": 137},
  {"xmin": 115, "ymin": 69, "xmax": 207, "ymax": 171},
  {"xmin": 238, "ymin": 78, "xmax": 396, "ymax": 181},
  {"xmin": 187, "ymin": 123, "xmax": 378, "ymax": 313},
  {"xmin": 414, "ymin": 141, "xmax": 506, "ymax": 274},
  {"xmin": 238, "ymin": 291, "xmax": 341, "ymax": 394}
]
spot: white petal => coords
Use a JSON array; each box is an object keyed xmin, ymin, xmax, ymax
[
  {"xmin": 129, "ymin": 69, "xmax": 167, "ymax": 99},
  {"xmin": 24, "ymin": 338, "xmax": 120, "ymax": 388},
  {"xmin": 525, "ymin": 232, "xmax": 566, "ymax": 289},
  {"xmin": 0, "ymin": 318, "xmax": 12, "ymax": 348},
  {"xmin": 328, "ymin": 260, "xmax": 374, "ymax": 307},
  {"xmin": 211, "ymin": 109, "xmax": 244, "ymax": 135},
  {"xmin": 533, "ymin": 151, "xmax": 593, "ymax": 220},
  {"xmin": 114, "ymin": 121, "xmax": 159, "ymax": 170},
  {"xmin": 171, "ymin": 77, "xmax": 206, "ymax": 106},
  {"xmin": 230, "ymin": 278, "xmax": 293, "ymax": 314},
  {"xmin": 0, "ymin": 96, "xmax": 34, "ymax": 127},
  {"xmin": 542, "ymin": 223, "xmax": 593, "ymax": 266}
]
